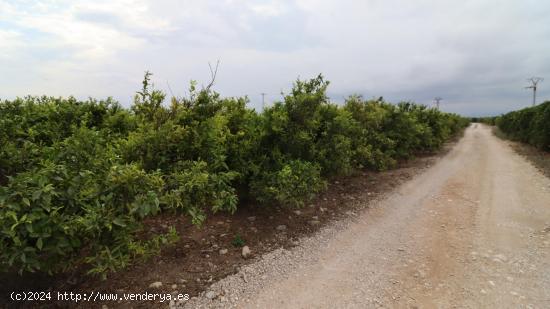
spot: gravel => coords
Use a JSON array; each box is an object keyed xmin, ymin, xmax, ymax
[
  {"xmin": 241, "ymin": 246, "xmax": 251, "ymax": 259},
  {"xmin": 179, "ymin": 214, "xmax": 355, "ymax": 308},
  {"xmin": 149, "ymin": 281, "xmax": 162, "ymax": 289},
  {"xmin": 174, "ymin": 125, "xmax": 550, "ymax": 308}
]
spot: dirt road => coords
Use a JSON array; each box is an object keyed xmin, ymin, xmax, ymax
[{"xmin": 184, "ymin": 124, "xmax": 550, "ymax": 308}]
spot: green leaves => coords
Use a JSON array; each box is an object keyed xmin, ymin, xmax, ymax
[
  {"xmin": 251, "ymin": 160, "xmax": 326, "ymax": 208},
  {"xmin": 162, "ymin": 161, "xmax": 238, "ymax": 225},
  {"xmin": 496, "ymin": 101, "xmax": 550, "ymax": 151},
  {"xmin": 344, "ymin": 97, "xmax": 468, "ymax": 170},
  {"xmin": 0, "ymin": 73, "xmax": 468, "ymax": 278}
]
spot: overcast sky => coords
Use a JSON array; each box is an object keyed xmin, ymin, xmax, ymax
[{"xmin": 1, "ymin": 0, "xmax": 549, "ymax": 116}]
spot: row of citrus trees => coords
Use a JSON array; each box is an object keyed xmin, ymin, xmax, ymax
[
  {"xmin": 494, "ymin": 101, "xmax": 550, "ymax": 151},
  {"xmin": 0, "ymin": 74, "xmax": 469, "ymax": 277}
]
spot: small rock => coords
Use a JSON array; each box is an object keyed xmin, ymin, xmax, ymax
[
  {"xmin": 308, "ymin": 220, "xmax": 320, "ymax": 226},
  {"xmin": 171, "ymin": 284, "xmax": 178, "ymax": 290},
  {"xmin": 494, "ymin": 254, "xmax": 507, "ymax": 262},
  {"xmin": 102, "ymin": 305, "xmax": 109, "ymax": 309},
  {"xmin": 205, "ymin": 291, "xmax": 217, "ymax": 299},
  {"xmin": 276, "ymin": 225, "xmax": 287, "ymax": 231},
  {"xmin": 66, "ymin": 277, "xmax": 78, "ymax": 285},
  {"xmin": 293, "ymin": 210, "xmax": 302, "ymax": 216},
  {"xmin": 149, "ymin": 281, "xmax": 163, "ymax": 289},
  {"xmin": 312, "ymin": 216, "xmax": 319, "ymax": 220},
  {"xmin": 247, "ymin": 216, "xmax": 256, "ymax": 222},
  {"xmin": 242, "ymin": 246, "xmax": 251, "ymax": 258},
  {"xmin": 219, "ymin": 249, "xmax": 228, "ymax": 255}
]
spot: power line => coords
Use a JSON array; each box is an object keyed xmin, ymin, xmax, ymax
[
  {"xmin": 260, "ymin": 92, "xmax": 267, "ymax": 110},
  {"xmin": 525, "ymin": 77, "xmax": 544, "ymax": 106},
  {"xmin": 434, "ymin": 97, "xmax": 443, "ymax": 110}
]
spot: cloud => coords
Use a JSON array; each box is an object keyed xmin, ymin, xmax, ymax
[
  {"xmin": 0, "ymin": 0, "xmax": 549, "ymax": 116},
  {"xmin": 0, "ymin": 28, "xmax": 22, "ymax": 58},
  {"xmin": 251, "ymin": 2, "xmax": 287, "ymax": 17}
]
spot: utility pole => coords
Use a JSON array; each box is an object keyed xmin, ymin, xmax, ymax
[
  {"xmin": 260, "ymin": 93, "xmax": 266, "ymax": 110},
  {"xmin": 434, "ymin": 97, "xmax": 442, "ymax": 110},
  {"xmin": 525, "ymin": 77, "xmax": 543, "ymax": 106}
]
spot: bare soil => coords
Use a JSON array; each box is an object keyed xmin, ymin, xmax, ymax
[{"xmin": 492, "ymin": 126, "xmax": 550, "ymax": 179}]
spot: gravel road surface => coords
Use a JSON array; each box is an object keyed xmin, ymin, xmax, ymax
[{"xmin": 181, "ymin": 124, "xmax": 550, "ymax": 309}]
